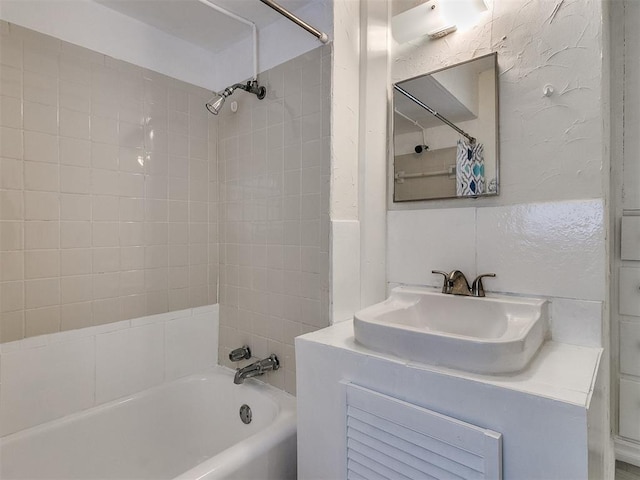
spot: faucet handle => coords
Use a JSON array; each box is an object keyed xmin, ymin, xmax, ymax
[
  {"xmin": 229, "ymin": 345, "xmax": 252, "ymax": 362},
  {"xmin": 432, "ymin": 270, "xmax": 450, "ymax": 294},
  {"xmin": 472, "ymin": 273, "xmax": 496, "ymax": 297}
]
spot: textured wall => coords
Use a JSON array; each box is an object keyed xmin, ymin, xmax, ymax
[
  {"xmin": 0, "ymin": 22, "xmax": 218, "ymax": 342},
  {"xmin": 390, "ymin": 0, "xmax": 605, "ymax": 209},
  {"xmin": 216, "ymin": 46, "xmax": 331, "ymax": 395}
]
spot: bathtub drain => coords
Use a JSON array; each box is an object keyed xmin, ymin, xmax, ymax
[{"xmin": 239, "ymin": 404, "xmax": 252, "ymax": 424}]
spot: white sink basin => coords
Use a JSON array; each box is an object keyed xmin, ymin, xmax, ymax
[{"xmin": 353, "ymin": 286, "xmax": 549, "ymax": 374}]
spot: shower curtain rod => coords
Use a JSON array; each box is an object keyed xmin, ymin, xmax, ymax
[
  {"xmin": 394, "ymin": 84, "xmax": 476, "ymax": 145},
  {"xmin": 258, "ymin": 0, "xmax": 329, "ymax": 43}
]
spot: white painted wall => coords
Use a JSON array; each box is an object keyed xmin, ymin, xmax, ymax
[
  {"xmin": 329, "ymin": 0, "xmax": 362, "ymax": 322},
  {"xmin": 390, "ymin": 0, "xmax": 605, "ymax": 209},
  {"xmin": 358, "ymin": 0, "xmax": 389, "ymax": 312},
  {"xmin": 0, "ymin": 0, "xmax": 332, "ymax": 91}
]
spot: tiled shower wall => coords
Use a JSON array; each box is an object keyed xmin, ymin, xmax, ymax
[
  {"xmin": 0, "ymin": 22, "xmax": 217, "ymax": 342},
  {"xmin": 217, "ymin": 45, "xmax": 331, "ymax": 394}
]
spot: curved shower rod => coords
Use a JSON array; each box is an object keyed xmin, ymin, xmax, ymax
[{"xmin": 258, "ymin": 0, "xmax": 329, "ymax": 43}]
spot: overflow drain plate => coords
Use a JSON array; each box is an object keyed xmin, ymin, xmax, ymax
[{"xmin": 239, "ymin": 404, "xmax": 252, "ymax": 424}]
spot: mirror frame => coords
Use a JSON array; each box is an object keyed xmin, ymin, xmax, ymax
[{"xmin": 391, "ymin": 52, "xmax": 500, "ymax": 202}]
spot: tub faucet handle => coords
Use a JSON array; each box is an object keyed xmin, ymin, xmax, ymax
[
  {"xmin": 229, "ymin": 345, "xmax": 252, "ymax": 362},
  {"xmin": 472, "ymin": 273, "xmax": 496, "ymax": 297}
]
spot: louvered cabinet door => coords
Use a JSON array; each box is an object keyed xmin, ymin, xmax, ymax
[{"xmin": 346, "ymin": 384, "xmax": 502, "ymax": 480}]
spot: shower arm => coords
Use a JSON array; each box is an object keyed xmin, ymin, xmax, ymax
[
  {"xmin": 224, "ymin": 81, "xmax": 266, "ymax": 99},
  {"xmin": 196, "ymin": 0, "xmax": 258, "ymax": 81}
]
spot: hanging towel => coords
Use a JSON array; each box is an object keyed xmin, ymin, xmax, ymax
[{"xmin": 456, "ymin": 139, "xmax": 485, "ymax": 196}]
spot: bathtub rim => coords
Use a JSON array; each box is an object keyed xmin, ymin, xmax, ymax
[{"xmin": 1, "ymin": 365, "xmax": 297, "ymax": 480}]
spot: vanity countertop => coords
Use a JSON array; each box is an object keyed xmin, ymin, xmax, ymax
[{"xmin": 298, "ymin": 319, "xmax": 603, "ymax": 407}]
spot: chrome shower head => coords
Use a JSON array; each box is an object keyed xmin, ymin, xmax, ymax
[
  {"xmin": 205, "ymin": 92, "xmax": 227, "ymax": 115},
  {"xmin": 205, "ymin": 80, "xmax": 266, "ymax": 115}
]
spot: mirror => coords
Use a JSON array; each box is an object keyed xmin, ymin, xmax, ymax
[{"xmin": 392, "ymin": 53, "xmax": 499, "ymax": 202}]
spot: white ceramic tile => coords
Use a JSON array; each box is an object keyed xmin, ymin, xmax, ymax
[
  {"xmin": 92, "ymin": 169, "xmax": 120, "ymax": 196},
  {"xmin": 550, "ymin": 298, "xmax": 602, "ymax": 347},
  {"xmin": 60, "ymin": 194, "xmax": 92, "ymax": 221},
  {"xmin": 387, "ymin": 208, "xmax": 476, "ymax": 287},
  {"xmin": 59, "ymin": 81, "xmax": 91, "ymax": 113},
  {"xmin": 0, "ymin": 251, "xmax": 24, "ymax": 281},
  {"xmin": 165, "ymin": 312, "xmax": 218, "ymax": 380},
  {"xmin": 60, "ymin": 166, "xmax": 91, "ymax": 194},
  {"xmin": 61, "ymin": 275, "xmax": 93, "ymax": 304},
  {"xmin": 24, "ymin": 278, "xmax": 59, "ymax": 309},
  {"xmin": 60, "ymin": 221, "xmax": 91, "ymax": 248},
  {"xmin": 91, "ymin": 143, "xmax": 118, "ymax": 170},
  {"xmin": 60, "ymin": 248, "xmax": 92, "ymax": 276},
  {"xmin": 92, "ymin": 222, "xmax": 119, "ymax": 247},
  {"xmin": 0, "ymin": 95, "xmax": 22, "ymax": 129},
  {"xmin": 95, "ymin": 322, "xmax": 164, "ymax": 403},
  {"xmin": 24, "ymin": 191, "xmax": 59, "ymax": 220},
  {"xmin": 0, "ymin": 190, "xmax": 23, "ymax": 221},
  {"xmin": 0, "ymin": 336, "xmax": 95, "ymax": 435},
  {"xmin": 0, "ymin": 221, "xmax": 24, "ymax": 251},
  {"xmin": 24, "ymin": 131, "xmax": 57, "ymax": 164},
  {"xmin": 25, "ymin": 250, "xmax": 60, "ymax": 279},
  {"xmin": 23, "ymin": 101, "xmax": 57, "ymax": 135},
  {"xmin": 59, "ymin": 108, "xmax": 90, "ymax": 139},
  {"xmin": 0, "ymin": 158, "xmax": 23, "ymax": 190},
  {"xmin": 25, "ymin": 221, "xmax": 59, "ymax": 250},
  {"xmin": 92, "ymin": 196, "xmax": 119, "ymax": 221},
  {"xmin": 24, "ymin": 161, "xmax": 59, "ymax": 192},
  {"xmin": 477, "ymin": 199, "xmax": 606, "ymax": 300},
  {"xmin": 60, "ymin": 137, "xmax": 91, "ymax": 167}
]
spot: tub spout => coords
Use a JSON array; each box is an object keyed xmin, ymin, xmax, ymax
[{"xmin": 234, "ymin": 354, "xmax": 280, "ymax": 384}]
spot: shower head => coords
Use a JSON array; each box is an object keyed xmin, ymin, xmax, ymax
[
  {"xmin": 205, "ymin": 80, "xmax": 266, "ymax": 115},
  {"xmin": 206, "ymin": 92, "xmax": 227, "ymax": 115}
]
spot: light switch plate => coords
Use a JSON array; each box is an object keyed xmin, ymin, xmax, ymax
[{"xmin": 622, "ymin": 216, "xmax": 640, "ymax": 261}]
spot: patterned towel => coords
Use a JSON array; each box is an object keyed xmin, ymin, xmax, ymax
[{"xmin": 456, "ymin": 139, "xmax": 485, "ymax": 196}]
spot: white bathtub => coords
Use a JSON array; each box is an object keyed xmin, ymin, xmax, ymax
[{"xmin": 0, "ymin": 366, "xmax": 297, "ymax": 480}]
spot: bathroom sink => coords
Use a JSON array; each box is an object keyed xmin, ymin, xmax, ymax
[{"xmin": 353, "ymin": 286, "xmax": 549, "ymax": 374}]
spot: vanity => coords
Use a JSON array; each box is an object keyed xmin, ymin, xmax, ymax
[
  {"xmin": 303, "ymin": 28, "xmax": 610, "ymax": 476},
  {"xmin": 296, "ymin": 284, "xmax": 605, "ymax": 479}
]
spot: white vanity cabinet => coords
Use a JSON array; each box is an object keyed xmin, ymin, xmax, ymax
[
  {"xmin": 616, "ymin": 219, "xmax": 640, "ymax": 465},
  {"xmin": 296, "ymin": 321, "xmax": 605, "ymax": 480}
]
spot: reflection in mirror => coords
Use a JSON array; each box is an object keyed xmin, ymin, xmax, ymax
[{"xmin": 393, "ymin": 53, "xmax": 499, "ymax": 202}]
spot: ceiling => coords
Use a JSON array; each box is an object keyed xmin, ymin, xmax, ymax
[{"xmin": 94, "ymin": 0, "xmax": 316, "ymax": 53}]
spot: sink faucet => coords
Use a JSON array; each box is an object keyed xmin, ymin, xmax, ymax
[
  {"xmin": 234, "ymin": 354, "xmax": 280, "ymax": 384},
  {"xmin": 432, "ymin": 270, "xmax": 496, "ymax": 297}
]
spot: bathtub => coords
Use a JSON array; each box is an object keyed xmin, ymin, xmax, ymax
[{"xmin": 0, "ymin": 366, "xmax": 297, "ymax": 480}]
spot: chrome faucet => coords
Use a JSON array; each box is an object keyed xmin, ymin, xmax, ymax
[
  {"xmin": 432, "ymin": 270, "xmax": 496, "ymax": 297},
  {"xmin": 234, "ymin": 354, "xmax": 280, "ymax": 385}
]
